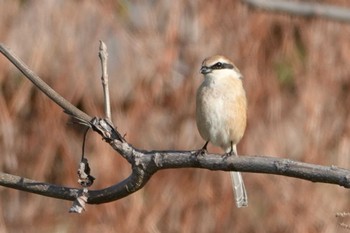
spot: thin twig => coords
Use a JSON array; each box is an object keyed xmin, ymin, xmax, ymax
[
  {"xmin": 99, "ymin": 41, "xmax": 112, "ymax": 120},
  {"xmin": 243, "ymin": 0, "xmax": 350, "ymax": 23},
  {"xmin": 0, "ymin": 43, "xmax": 92, "ymax": 124}
]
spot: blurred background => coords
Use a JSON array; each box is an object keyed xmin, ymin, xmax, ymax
[{"xmin": 0, "ymin": 0, "xmax": 350, "ymax": 232}]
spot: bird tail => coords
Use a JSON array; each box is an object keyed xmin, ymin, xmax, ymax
[
  {"xmin": 228, "ymin": 145, "xmax": 248, "ymax": 208},
  {"xmin": 230, "ymin": 171, "xmax": 248, "ymax": 208}
]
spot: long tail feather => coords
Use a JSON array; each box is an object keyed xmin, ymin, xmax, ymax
[
  {"xmin": 228, "ymin": 145, "xmax": 248, "ymax": 208},
  {"xmin": 230, "ymin": 171, "xmax": 248, "ymax": 208}
]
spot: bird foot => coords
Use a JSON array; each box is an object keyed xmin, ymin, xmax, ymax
[
  {"xmin": 194, "ymin": 148, "xmax": 207, "ymax": 157},
  {"xmin": 222, "ymin": 150, "xmax": 235, "ymax": 159},
  {"xmin": 194, "ymin": 141, "xmax": 209, "ymax": 157}
]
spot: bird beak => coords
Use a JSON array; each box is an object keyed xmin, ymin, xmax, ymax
[{"xmin": 200, "ymin": 66, "xmax": 211, "ymax": 74}]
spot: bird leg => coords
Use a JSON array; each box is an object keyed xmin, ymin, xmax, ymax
[
  {"xmin": 195, "ymin": 141, "xmax": 209, "ymax": 156},
  {"xmin": 222, "ymin": 141, "xmax": 236, "ymax": 158}
]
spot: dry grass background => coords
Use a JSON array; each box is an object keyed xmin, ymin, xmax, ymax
[{"xmin": 0, "ymin": 0, "xmax": 350, "ymax": 232}]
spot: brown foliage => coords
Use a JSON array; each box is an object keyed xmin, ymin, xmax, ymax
[{"xmin": 0, "ymin": 0, "xmax": 350, "ymax": 232}]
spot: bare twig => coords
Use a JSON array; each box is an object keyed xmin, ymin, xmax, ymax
[
  {"xmin": 0, "ymin": 43, "xmax": 92, "ymax": 124},
  {"xmin": 1, "ymin": 43, "xmax": 350, "ymax": 207},
  {"xmin": 99, "ymin": 41, "xmax": 111, "ymax": 120},
  {"xmin": 243, "ymin": 0, "xmax": 350, "ymax": 23}
]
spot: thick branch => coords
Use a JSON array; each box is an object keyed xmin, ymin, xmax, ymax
[
  {"xmin": 1, "ymin": 141, "xmax": 349, "ymax": 204},
  {"xmin": 243, "ymin": 0, "xmax": 350, "ymax": 23},
  {"xmin": 0, "ymin": 172, "xmax": 80, "ymax": 201}
]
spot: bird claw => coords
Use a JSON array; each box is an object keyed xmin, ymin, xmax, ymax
[
  {"xmin": 194, "ymin": 141, "xmax": 209, "ymax": 157},
  {"xmin": 222, "ymin": 150, "xmax": 235, "ymax": 159},
  {"xmin": 194, "ymin": 148, "xmax": 207, "ymax": 157}
]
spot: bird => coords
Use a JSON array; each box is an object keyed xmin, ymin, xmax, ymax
[{"xmin": 196, "ymin": 55, "xmax": 248, "ymax": 208}]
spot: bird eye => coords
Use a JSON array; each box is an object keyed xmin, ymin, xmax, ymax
[{"xmin": 213, "ymin": 62, "xmax": 223, "ymax": 69}]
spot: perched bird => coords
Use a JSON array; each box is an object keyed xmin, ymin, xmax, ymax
[{"xmin": 196, "ymin": 55, "xmax": 248, "ymax": 208}]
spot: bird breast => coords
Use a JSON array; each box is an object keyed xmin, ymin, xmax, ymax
[{"xmin": 196, "ymin": 76, "xmax": 247, "ymax": 150}]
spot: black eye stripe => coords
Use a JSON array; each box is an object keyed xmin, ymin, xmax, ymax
[{"xmin": 211, "ymin": 62, "xmax": 234, "ymax": 70}]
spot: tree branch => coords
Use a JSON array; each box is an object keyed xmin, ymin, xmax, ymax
[
  {"xmin": 98, "ymin": 40, "xmax": 112, "ymax": 120},
  {"xmin": 0, "ymin": 43, "xmax": 349, "ymax": 207},
  {"xmin": 1, "ymin": 128, "xmax": 349, "ymax": 204},
  {"xmin": 0, "ymin": 43, "xmax": 92, "ymax": 124},
  {"xmin": 243, "ymin": 0, "xmax": 350, "ymax": 23}
]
